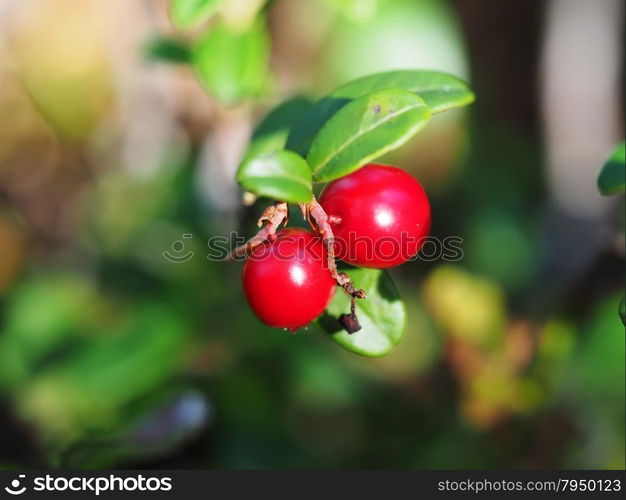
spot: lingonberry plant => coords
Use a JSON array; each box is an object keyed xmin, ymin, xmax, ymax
[
  {"xmin": 158, "ymin": 0, "xmax": 475, "ymax": 356},
  {"xmin": 233, "ymin": 71, "xmax": 474, "ymax": 356}
]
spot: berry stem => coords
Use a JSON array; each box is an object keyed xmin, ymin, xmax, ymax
[
  {"xmin": 299, "ymin": 196, "xmax": 366, "ymax": 300},
  {"xmin": 227, "ymin": 202, "xmax": 289, "ymax": 260},
  {"xmin": 230, "ymin": 196, "xmax": 365, "ymax": 334}
]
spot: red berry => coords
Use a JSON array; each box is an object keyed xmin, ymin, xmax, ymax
[
  {"xmin": 319, "ymin": 163, "xmax": 431, "ymax": 269},
  {"xmin": 242, "ymin": 227, "xmax": 336, "ymax": 331}
]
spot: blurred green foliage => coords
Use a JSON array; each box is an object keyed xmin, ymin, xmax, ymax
[
  {"xmin": 0, "ymin": 0, "xmax": 623, "ymax": 470},
  {"xmin": 170, "ymin": 0, "xmax": 223, "ymax": 29},
  {"xmin": 192, "ymin": 19, "xmax": 270, "ymax": 105},
  {"xmin": 144, "ymin": 36, "xmax": 191, "ymax": 64},
  {"xmin": 598, "ymin": 142, "xmax": 625, "ymax": 196}
]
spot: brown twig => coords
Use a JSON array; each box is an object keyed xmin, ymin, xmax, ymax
[
  {"xmin": 227, "ymin": 202, "xmax": 289, "ymax": 260},
  {"xmin": 230, "ymin": 196, "xmax": 365, "ymax": 334},
  {"xmin": 299, "ymin": 195, "xmax": 366, "ymax": 300}
]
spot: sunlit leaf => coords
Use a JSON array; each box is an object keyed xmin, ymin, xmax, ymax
[
  {"xmin": 237, "ymin": 150, "xmax": 312, "ymax": 203},
  {"xmin": 246, "ymin": 96, "xmax": 314, "ymax": 158},
  {"xmin": 318, "ymin": 267, "xmax": 406, "ymax": 357},
  {"xmin": 287, "ymin": 69, "xmax": 473, "ymax": 155},
  {"xmin": 307, "ymin": 89, "xmax": 430, "ymax": 182}
]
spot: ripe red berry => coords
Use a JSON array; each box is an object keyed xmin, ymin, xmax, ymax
[
  {"xmin": 319, "ymin": 163, "xmax": 431, "ymax": 269},
  {"xmin": 242, "ymin": 227, "xmax": 336, "ymax": 331}
]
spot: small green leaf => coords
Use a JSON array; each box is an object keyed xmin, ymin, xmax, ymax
[
  {"xmin": 236, "ymin": 150, "xmax": 312, "ymax": 203},
  {"xmin": 192, "ymin": 20, "xmax": 269, "ymax": 105},
  {"xmin": 598, "ymin": 141, "xmax": 625, "ymax": 195},
  {"xmin": 144, "ymin": 36, "xmax": 191, "ymax": 64},
  {"xmin": 318, "ymin": 267, "xmax": 406, "ymax": 357},
  {"xmin": 619, "ymin": 296, "xmax": 625, "ymax": 326},
  {"xmin": 170, "ymin": 0, "xmax": 222, "ymax": 29},
  {"xmin": 287, "ymin": 69, "xmax": 474, "ymax": 155},
  {"xmin": 307, "ymin": 89, "xmax": 430, "ymax": 182},
  {"xmin": 246, "ymin": 96, "xmax": 314, "ymax": 158}
]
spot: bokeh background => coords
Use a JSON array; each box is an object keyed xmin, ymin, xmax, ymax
[{"xmin": 0, "ymin": 0, "xmax": 624, "ymax": 469}]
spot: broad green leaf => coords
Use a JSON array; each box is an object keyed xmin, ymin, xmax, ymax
[
  {"xmin": 192, "ymin": 20, "xmax": 269, "ymax": 105},
  {"xmin": 598, "ymin": 142, "xmax": 625, "ymax": 195},
  {"xmin": 337, "ymin": 69, "xmax": 474, "ymax": 113},
  {"xmin": 307, "ymin": 89, "xmax": 430, "ymax": 182},
  {"xmin": 170, "ymin": 0, "xmax": 222, "ymax": 29},
  {"xmin": 246, "ymin": 96, "xmax": 314, "ymax": 158},
  {"xmin": 236, "ymin": 150, "xmax": 312, "ymax": 203},
  {"xmin": 144, "ymin": 36, "xmax": 191, "ymax": 64},
  {"xmin": 318, "ymin": 267, "xmax": 406, "ymax": 357},
  {"xmin": 287, "ymin": 69, "xmax": 474, "ymax": 155}
]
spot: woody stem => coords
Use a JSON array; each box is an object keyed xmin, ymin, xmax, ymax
[
  {"xmin": 227, "ymin": 201, "xmax": 289, "ymax": 260},
  {"xmin": 299, "ymin": 196, "xmax": 366, "ymax": 300}
]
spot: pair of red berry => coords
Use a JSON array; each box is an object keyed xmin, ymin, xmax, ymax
[{"xmin": 242, "ymin": 164, "xmax": 431, "ymax": 330}]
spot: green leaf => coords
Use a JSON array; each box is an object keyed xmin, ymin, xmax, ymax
[
  {"xmin": 339, "ymin": 70, "xmax": 475, "ymax": 113},
  {"xmin": 318, "ymin": 267, "xmax": 406, "ymax": 357},
  {"xmin": 143, "ymin": 36, "xmax": 191, "ymax": 64},
  {"xmin": 307, "ymin": 89, "xmax": 430, "ymax": 182},
  {"xmin": 236, "ymin": 150, "xmax": 312, "ymax": 203},
  {"xmin": 192, "ymin": 20, "xmax": 269, "ymax": 105},
  {"xmin": 246, "ymin": 96, "xmax": 314, "ymax": 158},
  {"xmin": 170, "ymin": 0, "xmax": 222, "ymax": 29},
  {"xmin": 287, "ymin": 69, "xmax": 474, "ymax": 155},
  {"xmin": 619, "ymin": 296, "xmax": 625, "ymax": 326},
  {"xmin": 598, "ymin": 141, "xmax": 625, "ymax": 195}
]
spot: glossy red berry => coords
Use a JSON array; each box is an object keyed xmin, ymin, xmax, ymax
[
  {"xmin": 319, "ymin": 163, "xmax": 431, "ymax": 269},
  {"xmin": 242, "ymin": 227, "xmax": 336, "ymax": 331}
]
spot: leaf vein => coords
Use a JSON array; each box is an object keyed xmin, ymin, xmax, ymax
[{"xmin": 311, "ymin": 102, "xmax": 425, "ymax": 176}]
